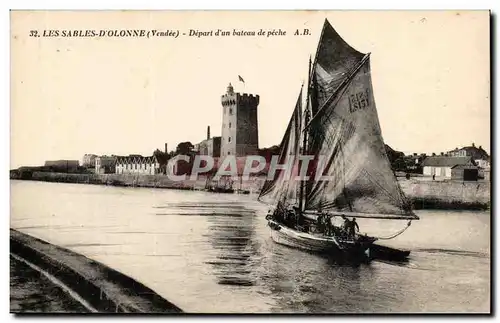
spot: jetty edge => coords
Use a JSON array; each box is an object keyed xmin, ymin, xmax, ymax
[{"xmin": 10, "ymin": 229, "xmax": 183, "ymax": 314}]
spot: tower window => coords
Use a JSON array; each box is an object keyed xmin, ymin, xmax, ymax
[
  {"xmin": 228, "ymin": 137, "xmax": 231, "ymax": 143},
  {"xmin": 229, "ymin": 122, "xmax": 231, "ymax": 128},
  {"xmin": 228, "ymin": 151, "xmax": 231, "ymax": 155},
  {"xmin": 229, "ymin": 108, "xmax": 233, "ymax": 115}
]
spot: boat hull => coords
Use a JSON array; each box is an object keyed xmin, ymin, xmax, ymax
[{"xmin": 268, "ymin": 220, "xmax": 375, "ymax": 261}]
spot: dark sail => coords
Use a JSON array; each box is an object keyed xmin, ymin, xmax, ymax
[
  {"xmin": 260, "ymin": 19, "xmax": 418, "ymax": 221},
  {"xmin": 305, "ymin": 56, "xmax": 417, "ymax": 220},
  {"xmin": 311, "ymin": 19, "xmax": 365, "ymax": 117},
  {"xmin": 258, "ymin": 91, "xmax": 302, "ymax": 206}
]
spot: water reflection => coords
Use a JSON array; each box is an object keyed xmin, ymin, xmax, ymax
[
  {"xmin": 258, "ymin": 238, "xmax": 397, "ymax": 313},
  {"xmin": 154, "ymin": 201, "xmax": 262, "ymax": 287},
  {"xmin": 203, "ymin": 203, "xmax": 260, "ymax": 287}
]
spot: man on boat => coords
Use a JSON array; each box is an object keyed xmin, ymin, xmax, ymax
[
  {"xmin": 293, "ymin": 206, "xmax": 309, "ymax": 232},
  {"xmin": 324, "ymin": 214, "xmax": 333, "ymax": 236},
  {"xmin": 341, "ymin": 215, "xmax": 350, "ymax": 230},
  {"xmin": 285, "ymin": 205, "xmax": 296, "ymax": 228},
  {"xmin": 347, "ymin": 217, "xmax": 360, "ymax": 240},
  {"xmin": 329, "ymin": 215, "xmax": 343, "ymax": 238},
  {"xmin": 318, "ymin": 212, "xmax": 330, "ymax": 235},
  {"xmin": 316, "ymin": 213, "xmax": 324, "ymax": 233},
  {"xmin": 341, "ymin": 214, "xmax": 359, "ymax": 237},
  {"xmin": 266, "ymin": 209, "xmax": 273, "ymax": 221}
]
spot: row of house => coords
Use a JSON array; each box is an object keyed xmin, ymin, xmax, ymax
[
  {"xmin": 83, "ymin": 154, "xmax": 162, "ymax": 175},
  {"xmin": 416, "ymin": 143, "xmax": 490, "ymax": 181},
  {"xmin": 421, "ymin": 156, "xmax": 481, "ymax": 181},
  {"xmin": 115, "ymin": 156, "xmax": 161, "ymax": 175},
  {"xmin": 447, "ymin": 144, "xmax": 490, "ymax": 169},
  {"xmin": 81, "ymin": 140, "xmax": 490, "ymax": 180}
]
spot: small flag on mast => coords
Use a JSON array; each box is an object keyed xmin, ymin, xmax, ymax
[{"xmin": 238, "ymin": 75, "xmax": 245, "ymax": 83}]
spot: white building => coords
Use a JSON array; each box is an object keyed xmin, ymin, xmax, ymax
[
  {"xmin": 95, "ymin": 156, "xmax": 116, "ymax": 174},
  {"xmin": 82, "ymin": 154, "xmax": 98, "ymax": 168},
  {"xmin": 475, "ymin": 159, "xmax": 490, "ymax": 169},
  {"xmin": 115, "ymin": 156, "xmax": 160, "ymax": 175},
  {"xmin": 421, "ymin": 156, "xmax": 476, "ymax": 179},
  {"xmin": 447, "ymin": 144, "xmax": 490, "ymax": 170}
]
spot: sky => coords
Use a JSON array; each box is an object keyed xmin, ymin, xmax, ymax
[{"xmin": 10, "ymin": 10, "xmax": 490, "ymax": 168}]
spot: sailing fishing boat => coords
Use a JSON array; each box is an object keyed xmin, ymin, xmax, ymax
[
  {"xmin": 206, "ymin": 174, "xmax": 235, "ymax": 193},
  {"xmin": 258, "ymin": 19, "xmax": 419, "ymax": 261}
]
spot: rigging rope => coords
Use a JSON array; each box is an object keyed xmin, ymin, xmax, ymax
[{"xmin": 371, "ymin": 221, "xmax": 412, "ymax": 240}]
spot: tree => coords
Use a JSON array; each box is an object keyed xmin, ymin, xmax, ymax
[
  {"xmin": 176, "ymin": 141, "xmax": 194, "ymax": 155},
  {"xmin": 384, "ymin": 144, "xmax": 404, "ymax": 166},
  {"xmin": 153, "ymin": 149, "xmax": 169, "ymax": 164}
]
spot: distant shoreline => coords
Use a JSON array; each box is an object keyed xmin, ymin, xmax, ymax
[{"xmin": 10, "ymin": 171, "xmax": 490, "ymax": 211}]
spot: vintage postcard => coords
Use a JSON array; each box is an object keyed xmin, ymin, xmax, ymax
[{"xmin": 10, "ymin": 10, "xmax": 490, "ymax": 314}]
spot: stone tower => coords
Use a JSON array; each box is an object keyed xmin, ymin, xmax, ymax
[{"xmin": 220, "ymin": 83, "xmax": 259, "ymax": 158}]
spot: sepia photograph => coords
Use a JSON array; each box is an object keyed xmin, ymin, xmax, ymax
[{"xmin": 9, "ymin": 10, "xmax": 491, "ymax": 314}]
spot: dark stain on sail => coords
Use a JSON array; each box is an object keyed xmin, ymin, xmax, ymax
[
  {"xmin": 323, "ymin": 186, "xmax": 378, "ymax": 210},
  {"xmin": 344, "ymin": 185, "xmax": 378, "ymax": 199}
]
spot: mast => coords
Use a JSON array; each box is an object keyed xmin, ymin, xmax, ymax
[{"xmin": 298, "ymin": 57, "xmax": 312, "ymax": 214}]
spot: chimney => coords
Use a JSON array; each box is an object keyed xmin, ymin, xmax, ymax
[
  {"xmin": 164, "ymin": 143, "xmax": 168, "ymax": 154},
  {"xmin": 207, "ymin": 126, "xmax": 211, "ymax": 140}
]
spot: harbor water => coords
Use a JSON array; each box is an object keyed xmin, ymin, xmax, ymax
[{"xmin": 10, "ymin": 180, "xmax": 490, "ymax": 313}]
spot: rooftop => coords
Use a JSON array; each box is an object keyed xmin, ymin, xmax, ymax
[{"xmin": 421, "ymin": 156, "xmax": 475, "ymax": 167}]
